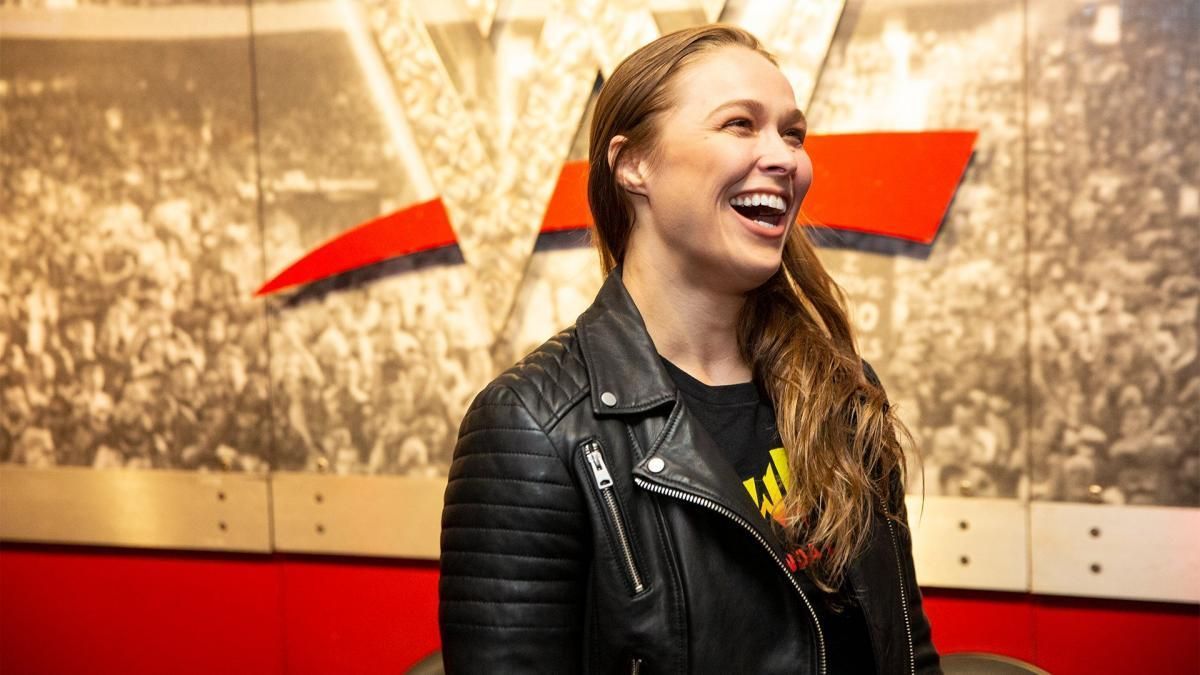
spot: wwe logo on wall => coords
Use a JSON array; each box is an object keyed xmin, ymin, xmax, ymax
[{"xmin": 256, "ymin": 0, "xmax": 975, "ymax": 343}]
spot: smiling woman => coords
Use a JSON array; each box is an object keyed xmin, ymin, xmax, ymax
[{"xmin": 439, "ymin": 24, "xmax": 939, "ymax": 674}]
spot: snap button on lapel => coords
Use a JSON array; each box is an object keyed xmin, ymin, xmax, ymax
[
  {"xmin": 600, "ymin": 391, "xmax": 617, "ymax": 407},
  {"xmin": 647, "ymin": 457, "xmax": 665, "ymax": 473}
]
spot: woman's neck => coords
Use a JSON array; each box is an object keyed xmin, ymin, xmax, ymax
[{"xmin": 622, "ymin": 254, "xmax": 752, "ymax": 386}]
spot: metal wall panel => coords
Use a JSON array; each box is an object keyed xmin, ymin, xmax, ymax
[
  {"xmin": 1030, "ymin": 502, "xmax": 1200, "ymax": 603},
  {"xmin": 270, "ymin": 472, "xmax": 444, "ymax": 558},
  {"xmin": 906, "ymin": 495, "xmax": 1029, "ymax": 591},
  {"xmin": 0, "ymin": 466, "xmax": 271, "ymax": 552}
]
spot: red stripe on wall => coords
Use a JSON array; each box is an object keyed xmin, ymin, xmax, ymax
[
  {"xmin": 255, "ymin": 198, "xmax": 457, "ymax": 296},
  {"xmin": 3, "ymin": 544, "xmax": 1198, "ymax": 674},
  {"xmin": 278, "ymin": 555, "xmax": 440, "ymax": 675},
  {"xmin": 0, "ymin": 546, "xmax": 286, "ymax": 675},
  {"xmin": 539, "ymin": 131, "xmax": 978, "ymax": 244},
  {"xmin": 802, "ymin": 131, "xmax": 978, "ymax": 243},
  {"xmin": 253, "ymin": 131, "xmax": 976, "ymax": 296},
  {"xmin": 541, "ymin": 160, "xmax": 592, "ymax": 234}
]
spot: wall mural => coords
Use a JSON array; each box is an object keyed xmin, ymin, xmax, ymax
[
  {"xmin": 807, "ymin": 0, "xmax": 1031, "ymax": 500},
  {"xmin": 1025, "ymin": 0, "xmax": 1199, "ymax": 507},
  {"xmin": 1, "ymin": 10, "xmax": 266, "ymax": 472},
  {"xmin": 1, "ymin": 0, "xmax": 1196, "ymax": 510}
]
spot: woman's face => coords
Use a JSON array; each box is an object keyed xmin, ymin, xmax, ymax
[{"xmin": 628, "ymin": 46, "xmax": 812, "ymax": 291}]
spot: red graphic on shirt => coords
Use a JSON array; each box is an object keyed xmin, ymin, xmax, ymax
[
  {"xmin": 746, "ymin": 447, "xmax": 832, "ymax": 572},
  {"xmin": 785, "ymin": 544, "xmax": 826, "ymax": 572}
]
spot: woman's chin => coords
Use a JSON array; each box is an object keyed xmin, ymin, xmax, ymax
[{"xmin": 724, "ymin": 255, "xmax": 785, "ymax": 293}]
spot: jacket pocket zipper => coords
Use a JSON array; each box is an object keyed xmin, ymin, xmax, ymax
[{"xmin": 582, "ymin": 440, "xmax": 645, "ymax": 594}]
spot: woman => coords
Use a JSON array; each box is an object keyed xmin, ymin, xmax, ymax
[{"xmin": 439, "ymin": 25, "xmax": 940, "ymax": 674}]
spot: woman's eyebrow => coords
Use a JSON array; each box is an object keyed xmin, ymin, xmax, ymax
[{"xmin": 708, "ymin": 99, "xmax": 807, "ymax": 126}]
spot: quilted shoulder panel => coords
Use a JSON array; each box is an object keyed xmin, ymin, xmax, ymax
[{"xmin": 491, "ymin": 327, "xmax": 590, "ymax": 430}]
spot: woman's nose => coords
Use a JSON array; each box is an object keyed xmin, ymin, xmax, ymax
[{"xmin": 758, "ymin": 131, "xmax": 798, "ymax": 174}]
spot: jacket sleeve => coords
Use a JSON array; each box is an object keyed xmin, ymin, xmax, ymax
[
  {"xmin": 863, "ymin": 359, "xmax": 942, "ymax": 675},
  {"xmin": 439, "ymin": 384, "xmax": 588, "ymax": 674}
]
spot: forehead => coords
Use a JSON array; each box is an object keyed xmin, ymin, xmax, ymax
[{"xmin": 670, "ymin": 46, "xmax": 797, "ymax": 115}]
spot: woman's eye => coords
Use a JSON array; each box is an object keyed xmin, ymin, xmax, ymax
[
  {"xmin": 784, "ymin": 129, "xmax": 806, "ymax": 144},
  {"xmin": 724, "ymin": 118, "xmax": 753, "ymax": 130}
]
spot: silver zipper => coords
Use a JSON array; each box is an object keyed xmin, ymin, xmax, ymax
[
  {"xmin": 634, "ymin": 476, "xmax": 826, "ymax": 675},
  {"xmin": 630, "ymin": 657, "xmax": 642, "ymax": 674},
  {"xmin": 881, "ymin": 498, "xmax": 915, "ymax": 675},
  {"xmin": 583, "ymin": 440, "xmax": 645, "ymax": 594}
]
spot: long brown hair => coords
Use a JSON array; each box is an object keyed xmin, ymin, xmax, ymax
[{"xmin": 588, "ymin": 25, "xmax": 911, "ymax": 592}]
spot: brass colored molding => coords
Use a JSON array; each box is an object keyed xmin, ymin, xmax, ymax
[
  {"xmin": 0, "ymin": 466, "xmax": 271, "ymax": 553},
  {"xmin": 271, "ymin": 472, "xmax": 445, "ymax": 559},
  {"xmin": 1031, "ymin": 502, "xmax": 1200, "ymax": 604},
  {"xmin": 906, "ymin": 495, "xmax": 1029, "ymax": 592}
]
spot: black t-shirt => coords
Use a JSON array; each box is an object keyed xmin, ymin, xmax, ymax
[{"xmin": 662, "ymin": 357, "xmax": 876, "ymax": 673}]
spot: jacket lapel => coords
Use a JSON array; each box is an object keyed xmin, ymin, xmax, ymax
[
  {"xmin": 576, "ymin": 267, "xmax": 789, "ymax": 557},
  {"xmin": 631, "ymin": 399, "xmax": 791, "ymax": 559},
  {"xmin": 576, "ymin": 268, "xmax": 676, "ymax": 416}
]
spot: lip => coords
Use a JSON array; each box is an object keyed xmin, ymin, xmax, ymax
[
  {"xmin": 730, "ymin": 187, "xmax": 791, "ymax": 202},
  {"xmin": 727, "ymin": 203, "xmax": 789, "ymax": 239}
]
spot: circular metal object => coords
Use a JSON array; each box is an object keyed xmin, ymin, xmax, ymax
[
  {"xmin": 600, "ymin": 391, "xmax": 618, "ymax": 407},
  {"xmin": 647, "ymin": 457, "xmax": 666, "ymax": 473}
]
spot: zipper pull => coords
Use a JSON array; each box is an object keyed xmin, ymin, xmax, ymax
[{"xmin": 584, "ymin": 442, "xmax": 614, "ymax": 489}]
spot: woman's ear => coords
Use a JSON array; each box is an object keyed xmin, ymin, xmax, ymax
[{"xmin": 608, "ymin": 135, "xmax": 648, "ymax": 196}]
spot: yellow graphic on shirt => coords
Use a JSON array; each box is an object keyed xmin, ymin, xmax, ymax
[{"xmin": 742, "ymin": 447, "xmax": 791, "ymax": 523}]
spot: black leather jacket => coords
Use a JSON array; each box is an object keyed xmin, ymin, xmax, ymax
[{"xmin": 440, "ymin": 270, "xmax": 940, "ymax": 674}]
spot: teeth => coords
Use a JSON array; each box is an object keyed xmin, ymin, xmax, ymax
[{"xmin": 730, "ymin": 192, "xmax": 788, "ymax": 213}]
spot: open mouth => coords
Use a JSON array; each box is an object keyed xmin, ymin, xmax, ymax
[{"xmin": 729, "ymin": 192, "xmax": 788, "ymax": 229}]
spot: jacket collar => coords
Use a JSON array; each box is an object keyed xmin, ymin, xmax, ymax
[
  {"xmin": 576, "ymin": 266, "xmax": 678, "ymax": 417},
  {"xmin": 576, "ymin": 267, "xmax": 787, "ymax": 554}
]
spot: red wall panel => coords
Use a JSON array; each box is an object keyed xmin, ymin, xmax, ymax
[
  {"xmin": 2, "ymin": 545, "xmax": 1197, "ymax": 674},
  {"xmin": 277, "ymin": 555, "xmax": 440, "ymax": 674},
  {"xmin": 1030, "ymin": 595, "xmax": 1200, "ymax": 675},
  {"xmin": 0, "ymin": 546, "xmax": 285, "ymax": 675},
  {"xmin": 923, "ymin": 589, "xmax": 1037, "ymax": 665}
]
